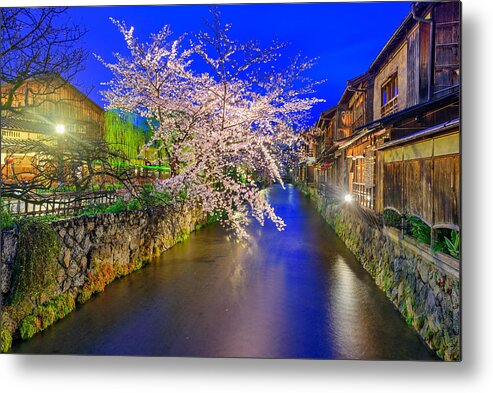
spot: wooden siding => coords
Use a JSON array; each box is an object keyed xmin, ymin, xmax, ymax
[
  {"xmin": 5, "ymin": 80, "xmax": 104, "ymax": 140},
  {"xmin": 402, "ymin": 158, "xmax": 433, "ymax": 225},
  {"xmin": 407, "ymin": 26, "xmax": 420, "ymax": 107},
  {"xmin": 373, "ymin": 42, "xmax": 408, "ymax": 122},
  {"xmin": 380, "ymin": 130, "xmax": 459, "ymax": 228},
  {"xmin": 383, "ymin": 161, "xmax": 403, "ymax": 212},
  {"xmin": 433, "ymin": 154, "xmax": 460, "ymax": 227},
  {"xmin": 419, "ymin": 21, "xmax": 432, "ymax": 102}
]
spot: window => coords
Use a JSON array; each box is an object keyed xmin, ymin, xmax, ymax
[
  {"xmin": 381, "ymin": 73, "xmax": 399, "ymax": 116},
  {"xmin": 351, "ymin": 94, "xmax": 365, "ymax": 129}
]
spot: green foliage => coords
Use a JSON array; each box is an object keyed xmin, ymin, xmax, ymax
[
  {"xmin": 1, "ymin": 200, "xmax": 16, "ymax": 230},
  {"xmin": 175, "ymin": 229, "xmax": 190, "ymax": 243},
  {"xmin": 383, "ymin": 209, "xmax": 402, "ymax": 229},
  {"xmin": 80, "ymin": 198, "xmax": 134, "ymax": 216},
  {"xmin": 1, "ymin": 327, "xmax": 13, "ymax": 353},
  {"xmin": 55, "ymin": 184, "xmax": 78, "ymax": 192},
  {"xmin": 138, "ymin": 183, "xmax": 172, "ymax": 208},
  {"xmin": 104, "ymin": 111, "xmax": 149, "ymax": 163},
  {"xmin": 444, "ymin": 230, "xmax": 460, "ymax": 258},
  {"xmin": 102, "ymin": 183, "xmax": 124, "ymax": 191},
  {"xmin": 406, "ymin": 215, "xmax": 431, "ymax": 245},
  {"xmin": 207, "ymin": 209, "xmax": 226, "ymax": 225},
  {"xmin": 19, "ymin": 315, "xmax": 37, "ymax": 340},
  {"xmin": 105, "ymin": 198, "xmax": 127, "ymax": 214},
  {"xmin": 36, "ymin": 214, "xmax": 62, "ymax": 223},
  {"xmin": 432, "ymin": 229, "xmax": 460, "ymax": 258},
  {"xmin": 77, "ymin": 261, "xmax": 146, "ymax": 305},
  {"xmin": 10, "ymin": 218, "xmax": 61, "ymax": 304},
  {"xmin": 80, "ymin": 203, "xmax": 108, "ymax": 216},
  {"xmin": 127, "ymin": 197, "xmax": 142, "ymax": 211},
  {"xmin": 19, "ymin": 293, "xmax": 76, "ymax": 340}
]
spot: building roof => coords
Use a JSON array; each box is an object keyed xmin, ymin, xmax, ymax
[
  {"xmin": 1, "ymin": 74, "xmax": 104, "ymax": 114},
  {"xmin": 368, "ymin": 2, "xmax": 431, "ymax": 74},
  {"xmin": 375, "ymin": 118, "xmax": 459, "ymax": 150},
  {"xmin": 320, "ymin": 105, "xmax": 338, "ymax": 118},
  {"xmin": 338, "ymin": 72, "xmax": 371, "ymax": 106},
  {"xmin": 1, "ymin": 111, "xmax": 54, "ymax": 134}
]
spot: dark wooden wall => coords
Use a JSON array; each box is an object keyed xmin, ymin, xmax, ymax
[
  {"xmin": 382, "ymin": 151, "xmax": 459, "ymax": 229},
  {"xmin": 434, "ymin": 2, "xmax": 460, "ymax": 92}
]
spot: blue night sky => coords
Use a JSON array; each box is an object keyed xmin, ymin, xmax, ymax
[{"xmin": 67, "ymin": 2, "xmax": 412, "ymax": 124}]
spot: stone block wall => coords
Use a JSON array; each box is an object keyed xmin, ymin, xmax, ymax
[
  {"xmin": 306, "ymin": 186, "xmax": 460, "ymax": 361},
  {"xmin": 1, "ymin": 205, "xmax": 205, "ymax": 352}
]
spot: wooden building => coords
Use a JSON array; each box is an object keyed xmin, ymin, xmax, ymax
[
  {"xmin": 305, "ymin": 1, "xmax": 460, "ymax": 234},
  {"xmin": 1, "ymin": 76, "xmax": 104, "ymax": 180}
]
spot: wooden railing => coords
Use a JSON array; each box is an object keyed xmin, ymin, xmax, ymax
[
  {"xmin": 352, "ymin": 182, "xmax": 374, "ymax": 209},
  {"xmin": 2, "ymin": 190, "xmax": 117, "ymax": 217},
  {"xmin": 381, "ymin": 96, "xmax": 399, "ymax": 117}
]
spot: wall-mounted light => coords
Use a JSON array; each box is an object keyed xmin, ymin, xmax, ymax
[
  {"xmin": 55, "ymin": 124, "xmax": 65, "ymax": 134},
  {"xmin": 344, "ymin": 194, "xmax": 353, "ymax": 202}
]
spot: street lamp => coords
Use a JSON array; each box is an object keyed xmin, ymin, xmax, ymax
[{"xmin": 55, "ymin": 124, "xmax": 65, "ymax": 134}]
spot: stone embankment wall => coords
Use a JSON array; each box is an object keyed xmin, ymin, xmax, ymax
[
  {"xmin": 1, "ymin": 206, "xmax": 205, "ymax": 352},
  {"xmin": 305, "ymin": 186, "xmax": 460, "ymax": 361}
]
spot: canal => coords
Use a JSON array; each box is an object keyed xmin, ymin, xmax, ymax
[{"xmin": 12, "ymin": 184, "xmax": 436, "ymax": 359}]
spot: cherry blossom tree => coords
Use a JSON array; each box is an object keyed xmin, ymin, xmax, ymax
[{"xmin": 98, "ymin": 9, "xmax": 323, "ymax": 239}]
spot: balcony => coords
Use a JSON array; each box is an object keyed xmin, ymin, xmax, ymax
[{"xmin": 381, "ymin": 95, "xmax": 399, "ymax": 117}]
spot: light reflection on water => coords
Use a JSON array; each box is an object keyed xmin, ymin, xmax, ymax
[{"xmin": 12, "ymin": 184, "xmax": 436, "ymax": 360}]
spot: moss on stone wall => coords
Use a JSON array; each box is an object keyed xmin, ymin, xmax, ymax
[
  {"xmin": 19, "ymin": 292, "xmax": 76, "ymax": 340},
  {"xmin": 77, "ymin": 260, "xmax": 146, "ymax": 305},
  {"xmin": 9, "ymin": 219, "xmax": 61, "ymax": 305},
  {"xmin": 1, "ymin": 205, "xmax": 208, "ymax": 353},
  {"xmin": 1, "ymin": 326, "xmax": 12, "ymax": 353}
]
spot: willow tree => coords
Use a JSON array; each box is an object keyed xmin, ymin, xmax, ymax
[
  {"xmin": 98, "ymin": 9, "xmax": 322, "ymax": 239},
  {"xmin": 104, "ymin": 111, "xmax": 148, "ymax": 164}
]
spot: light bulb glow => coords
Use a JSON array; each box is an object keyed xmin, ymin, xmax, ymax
[
  {"xmin": 55, "ymin": 124, "xmax": 65, "ymax": 134},
  {"xmin": 344, "ymin": 194, "xmax": 353, "ymax": 202}
]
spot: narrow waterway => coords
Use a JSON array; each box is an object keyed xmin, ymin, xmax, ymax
[{"xmin": 12, "ymin": 184, "xmax": 436, "ymax": 359}]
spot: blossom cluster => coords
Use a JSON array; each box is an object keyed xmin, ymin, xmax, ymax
[{"xmin": 99, "ymin": 10, "xmax": 323, "ymax": 240}]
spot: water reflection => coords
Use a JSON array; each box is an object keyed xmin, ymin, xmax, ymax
[{"xmin": 12, "ymin": 184, "xmax": 436, "ymax": 359}]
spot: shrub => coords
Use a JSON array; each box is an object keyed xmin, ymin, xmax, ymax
[
  {"xmin": 138, "ymin": 184, "xmax": 172, "ymax": 208},
  {"xmin": 434, "ymin": 229, "xmax": 460, "ymax": 258},
  {"xmin": 80, "ymin": 203, "xmax": 108, "ymax": 216},
  {"xmin": 1, "ymin": 201, "xmax": 15, "ymax": 230},
  {"xmin": 105, "ymin": 198, "xmax": 127, "ymax": 214},
  {"xmin": 444, "ymin": 230, "xmax": 460, "ymax": 258},
  {"xmin": 383, "ymin": 209, "xmax": 402, "ymax": 229},
  {"xmin": 103, "ymin": 183, "xmax": 123, "ymax": 191},
  {"xmin": 405, "ymin": 215, "xmax": 431, "ymax": 245},
  {"xmin": 127, "ymin": 197, "xmax": 142, "ymax": 211},
  {"xmin": 430, "ymin": 229, "xmax": 460, "ymax": 258}
]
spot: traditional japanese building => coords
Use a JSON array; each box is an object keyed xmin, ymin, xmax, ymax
[
  {"xmin": 1, "ymin": 76, "xmax": 104, "ymax": 180},
  {"xmin": 304, "ymin": 0, "xmax": 460, "ymax": 235}
]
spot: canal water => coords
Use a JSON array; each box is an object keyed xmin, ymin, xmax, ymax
[{"xmin": 12, "ymin": 184, "xmax": 436, "ymax": 359}]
